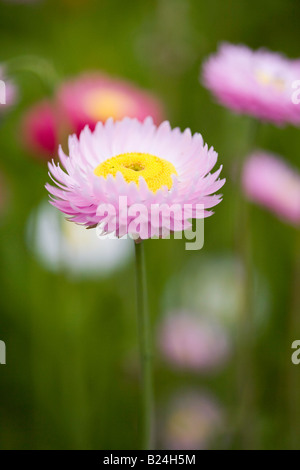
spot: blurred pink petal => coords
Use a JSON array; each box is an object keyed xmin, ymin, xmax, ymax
[
  {"xmin": 162, "ymin": 391, "xmax": 224, "ymax": 450},
  {"xmin": 242, "ymin": 151, "xmax": 300, "ymax": 226},
  {"xmin": 158, "ymin": 310, "xmax": 231, "ymax": 372},
  {"xmin": 202, "ymin": 42, "xmax": 300, "ymax": 126},
  {"xmin": 57, "ymin": 72, "xmax": 165, "ymax": 135},
  {"xmin": 20, "ymin": 72, "xmax": 165, "ymax": 159},
  {"xmin": 21, "ymin": 100, "xmax": 58, "ymax": 158}
]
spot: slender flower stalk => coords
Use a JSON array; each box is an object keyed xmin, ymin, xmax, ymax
[
  {"xmin": 134, "ymin": 240, "xmax": 154, "ymax": 450},
  {"xmin": 234, "ymin": 118, "xmax": 259, "ymax": 449}
]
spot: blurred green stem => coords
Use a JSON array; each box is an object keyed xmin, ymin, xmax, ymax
[
  {"xmin": 235, "ymin": 118, "xmax": 259, "ymax": 448},
  {"xmin": 134, "ymin": 240, "xmax": 154, "ymax": 450}
]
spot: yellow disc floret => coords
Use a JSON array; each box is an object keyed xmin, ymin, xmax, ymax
[{"xmin": 94, "ymin": 152, "xmax": 177, "ymax": 193}]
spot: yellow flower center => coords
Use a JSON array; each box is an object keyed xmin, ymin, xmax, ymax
[{"xmin": 94, "ymin": 152, "xmax": 177, "ymax": 193}]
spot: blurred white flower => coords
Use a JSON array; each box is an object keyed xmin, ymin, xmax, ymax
[
  {"xmin": 157, "ymin": 310, "xmax": 231, "ymax": 373},
  {"xmin": 163, "ymin": 255, "xmax": 269, "ymax": 331},
  {"xmin": 27, "ymin": 201, "xmax": 133, "ymax": 278},
  {"xmin": 161, "ymin": 390, "xmax": 224, "ymax": 450}
]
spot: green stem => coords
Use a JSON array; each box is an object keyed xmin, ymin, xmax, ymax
[
  {"xmin": 134, "ymin": 240, "xmax": 154, "ymax": 450},
  {"xmin": 234, "ymin": 118, "xmax": 259, "ymax": 449}
]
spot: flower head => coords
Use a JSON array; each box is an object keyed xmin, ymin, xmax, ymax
[
  {"xmin": 242, "ymin": 151, "xmax": 300, "ymax": 226},
  {"xmin": 46, "ymin": 117, "xmax": 225, "ymax": 240},
  {"xmin": 202, "ymin": 43, "xmax": 300, "ymax": 126},
  {"xmin": 21, "ymin": 72, "xmax": 164, "ymax": 158},
  {"xmin": 157, "ymin": 310, "xmax": 231, "ymax": 372},
  {"xmin": 57, "ymin": 73, "xmax": 164, "ymax": 135}
]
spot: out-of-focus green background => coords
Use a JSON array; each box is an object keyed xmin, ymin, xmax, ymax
[{"xmin": 0, "ymin": 0, "xmax": 299, "ymax": 450}]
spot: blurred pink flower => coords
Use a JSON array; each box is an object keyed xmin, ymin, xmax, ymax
[
  {"xmin": 21, "ymin": 100, "xmax": 58, "ymax": 158},
  {"xmin": 57, "ymin": 72, "xmax": 164, "ymax": 135},
  {"xmin": 242, "ymin": 151, "xmax": 300, "ymax": 226},
  {"xmin": 202, "ymin": 43, "xmax": 300, "ymax": 126},
  {"xmin": 157, "ymin": 310, "xmax": 230, "ymax": 372},
  {"xmin": 162, "ymin": 391, "xmax": 224, "ymax": 450},
  {"xmin": 21, "ymin": 72, "xmax": 164, "ymax": 159}
]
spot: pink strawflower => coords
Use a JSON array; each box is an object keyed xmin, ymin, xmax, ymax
[
  {"xmin": 202, "ymin": 43, "xmax": 300, "ymax": 126},
  {"xmin": 57, "ymin": 72, "xmax": 164, "ymax": 135},
  {"xmin": 242, "ymin": 151, "xmax": 300, "ymax": 226},
  {"xmin": 158, "ymin": 311, "xmax": 230, "ymax": 372},
  {"xmin": 46, "ymin": 117, "xmax": 225, "ymax": 239},
  {"xmin": 21, "ymin": 100, "xmax": 58, "ymax": 158},
  {"xmin": 21, "ymin": 72, "xmax": 164, "ymax": 158},
  {"xmin": 162, "ymin": 391, "xmax": 224, "ymax": 450}
]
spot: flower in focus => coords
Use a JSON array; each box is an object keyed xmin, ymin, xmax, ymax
[
  {"xmin": 242, "ymin": 151, "xmax": 300, "ymax": 226},
  {"xmin": 21, "ymin": 72, "xmax": 164, "ymax": 158},
  {"xmin": 27, "ymin": 200, "xmax": 133, "ymax": 278},
  {"xmin": 57, "ymin": 73, "xmax": 164, "ymax": 135},
  {"xmin": 161, "ymin": 391, "xmax": 224, "ymax": 450},
  {"xmin": 157, "ymin": 310, "xmax": 230, "ymax": 372},
  {"xmin": 202, "ymin": 43, "xmax": 300, "ymax": 126},
  {"xmin": 46, "ymin": 117, "xmax": 225, "ymax": 239},
  {"xmin": 21, "ymin": 100, "xmax": 58, "ymax": 158},
  {"xmin": 0, "ymin": 66, "xmax": 17, "ymax": 111}
]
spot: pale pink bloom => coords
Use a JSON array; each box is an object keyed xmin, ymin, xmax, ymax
[
  {"xmin": 162, "ymin": 391, "xmax": 224, "ymax": 450},
  {"xmin": 158, "ymin": 311, "xmax": 230, "ymax": 372},
  {"xmin": 242, "ymin": 151, "xmax": 300, "ymax": 226},
  {"xmin": 46, "ymin": 117, "xmax": 225, "ymax": 239},
  {"xmin": 57, "ymin": 72, "xmax": 164, "ymax": 135},
  {"xmin": 21, "ymin": 100, "xmax": 58, "ymax": 158},
  {"xmin": 202, "ymin": 43, "xmax": 300, "ymax": 126}
]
